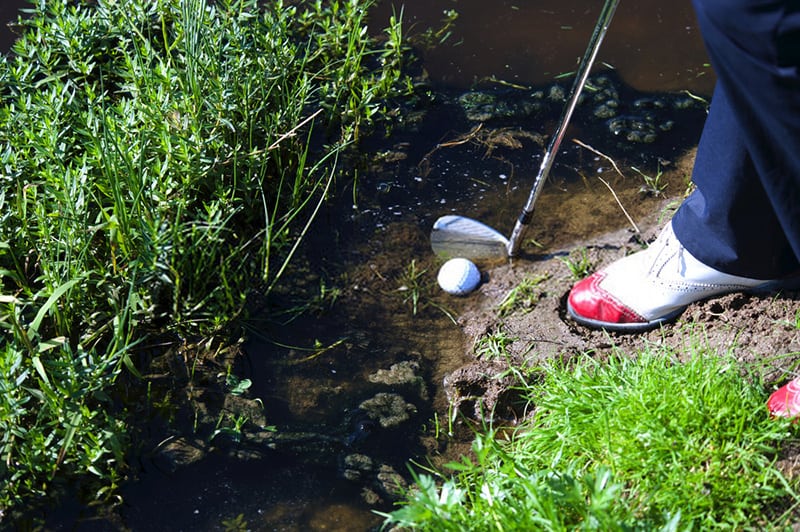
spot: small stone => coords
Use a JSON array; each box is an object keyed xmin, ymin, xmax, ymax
[
  {"xmin": 376, "ymin": 464, "xmax": 408, "ymax": 498},
  {"xmin": 547, "ymin": 84, "xmax": 565, "ymax": 102},
  {"xmin": 368, "ymin": 360, "xmax": 420, "ymax": 386},
  {"xmin": 358, "ymin": 393, "xmax": 417, "ymax": 428}
]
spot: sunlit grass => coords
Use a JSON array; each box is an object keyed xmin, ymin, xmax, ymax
[
  {"xmin": 383, "ymin": 338, "xmax": 800, "ymax": 529},
  {"xmin": 560, "ymin": 247, "xmax": 594, "ymax": 280},
  {"xmin": 473, "ymin": 328, "xmax": 515, "ymax": 361},
  {"xmin": 496, "ymin": 272, "xmax": 549, "ymax": 317},
  {"xmin": 397, "ymin": 259, "xmax": 429, "ymax": 316},
  {"xmin": 631, "ymin": 163, "xmax": 668, "ymax": 196}
]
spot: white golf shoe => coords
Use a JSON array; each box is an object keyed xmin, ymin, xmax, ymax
[{"xmin": 567, "ymin": 221, "xmax": 777, "ymax": 332}]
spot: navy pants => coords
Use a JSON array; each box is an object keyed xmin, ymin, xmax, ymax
[{"xmin": 671, "ymin": 0, "xmax": 800, "ymax": 279}]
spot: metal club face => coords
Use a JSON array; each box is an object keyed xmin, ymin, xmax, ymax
[
  {"xmin": 429, "ymin": 0, "xmax": 619, "ymax": 265},
  {"xmin": 430, "ymin": 215, "xmax": 510, "ymax": 260}
]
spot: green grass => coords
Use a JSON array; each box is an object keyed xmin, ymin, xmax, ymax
[
  {"xmin": 473, "ymin": 328, "xmax": 516, "ymax": 361},
  {"xmin": 631, "ymin": 163, "xmax": 668, "ymax": 196},
  {"xmin": 496, "ymin": 273, "xmax": 549, "ymax": 317},
  {"xmin": 397, "ymin": 259, "xmax": 428, "ymax": 316},
  {"xmin": 0, "ymin": 0, "xmax": 410, "ymax": 514},
  {"xmin": 559, "ymin": 248, "xmax": 594, "ymax": 280},
  {"xmin": 382, "ymin": 441, "xmax": 674, "ymax": 531},
  {"xmin": 383, "ymin": 339, "xmax": 800, "ymax": 530}
]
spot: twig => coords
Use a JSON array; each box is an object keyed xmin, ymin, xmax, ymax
[
  {"xmin": 572, "ymin": 138, "xmax": 640, "ymax": 236},
  {"xmin": 417, "ymin": 123, "xmax": 483, "ymax": 176},
  {"xmin": 436, "ymin": 123, "xmax": 484, "ymax": 148},
  {"xmin": 572, "ymin": 138, "xmax": 624, "ymax": 178},
  {"xmin": 268, "ymin": 108, "xmax": 324, "ymax": 151},
  {"xmin": 597, "ymin": 175, "xmax": 640, "ymax": 236}
]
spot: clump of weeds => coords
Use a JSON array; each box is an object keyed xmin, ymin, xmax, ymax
[
  {"xmin": 393, "ymin": 259, "xmax": 456, "ymax": 322},
  {"xmin": 396, "ymin": 259, "xmax": 429, "ymax": 315},
  {"xmin": 497, "ymin": 273, "xmax": 550, "ymax": 317},
  {"xmin": 473, "ymin": 328, "xmax": 516, "ymax": 361},
  {"xmin": 560, "ymin": 248, "xmax": 594, "ymax": 280},
  {"xmin": 631, "ymin": 163, "xmax": 668, "ymax": 196}
]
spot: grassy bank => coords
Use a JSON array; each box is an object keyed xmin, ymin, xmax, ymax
[
  {"xmin": 383, "ymin": 339, "xmax": 800, "ymax": 529},
  {"xmin": 0, "ymin": 0, "xmax": 409, "ymax": 515}
]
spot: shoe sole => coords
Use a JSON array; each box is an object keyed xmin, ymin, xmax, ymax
[
  {"xmin": 566, "ymin": 300, "xmax": 685, "ymax": 333},
  {"xmin": 566, "ymin": 278, "xmax": 800, "ymax": 334}
]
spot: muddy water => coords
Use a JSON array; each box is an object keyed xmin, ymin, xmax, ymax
[{"xmin": 3, "ymin": 1, "xmax": 711, "ymax": 530}]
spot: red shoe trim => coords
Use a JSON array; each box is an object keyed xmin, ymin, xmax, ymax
[
  {"xmin": 568, "ymin": 271, "xmax": 647, "ymax": 325},
  {"xmin": 768, "ymin": 378, "xmax": 800, "ymax": 418}
]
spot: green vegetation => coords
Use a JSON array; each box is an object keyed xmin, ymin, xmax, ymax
[
  {"xmin": 631, "ymin": 163, "xmax": 668, "ymax": 197},
  {"xmin": 473, "ymin": 327, "xmax": 515, "ymax": 362},
  {"xmin": 393, "ymin": 259, "xmax": 458, "ymax": 323},
  {"xmin": 560, "ymin": 247, "xmax": 594, "ymax": 280},
  {"xmin": 777, "ymin": 307, "xmax": 800, "ymax": 331},
  {"xmin": 383, "ymin": 340, "xmax": 800, "ymax": 529},
  {"xmin": 397, "ymin": 259, "xmax": 428, "ymax": 316},
  {"xmin": 496, "ymin": 272, "xmax": 549, "ymax": 317},
  {"xmin": 0, "ymin": 0, "xmax": 409, "ymax": 514}
]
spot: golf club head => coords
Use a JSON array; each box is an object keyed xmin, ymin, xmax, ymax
[{"xmin": 430, "ymin": 215, "xmax": 510, "ymax": 260}]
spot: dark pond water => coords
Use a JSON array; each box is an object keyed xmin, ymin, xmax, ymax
[
  {"xmin": 2, "ymin": 1, "xmax": 712, "ymax": 530},
  {"xmin": 370, "ymin": 0, "xmax": 713, "ymax": 94}
]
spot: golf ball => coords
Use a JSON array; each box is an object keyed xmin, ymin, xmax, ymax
[{"xmin": 437, "ymin": 258, "xmax": 481, "ymax": 295}]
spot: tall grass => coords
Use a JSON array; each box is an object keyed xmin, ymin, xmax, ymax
[
  {"xmin": 383, "ymin": 339, "xmax": 800, "ymax": 529},
  {"xmin": 0, "ymin": 0, "xmax": 409, "ymax": 514}
]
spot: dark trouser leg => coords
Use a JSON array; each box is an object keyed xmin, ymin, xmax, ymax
[{"xmin": 671, "ymin": 0, "xmax": 800, "ymax": 279}]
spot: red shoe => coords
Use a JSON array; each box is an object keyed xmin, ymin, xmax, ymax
[
  {"xmin": 567, "ymin": 221, "xmax": 775, "ymax": 332},
  {"xmin": 767, "ymin": 378, "xmax": 800, "ymax": 418}
]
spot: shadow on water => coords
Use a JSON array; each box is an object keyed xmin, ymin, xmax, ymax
[{"xmin": 2, "ymin": 1, "xmax": 711, "ymax": 530}]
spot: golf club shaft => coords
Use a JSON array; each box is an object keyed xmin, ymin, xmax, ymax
[{"xmin": 507, "ymin": 0, "xmax": 620, "ymax": 256}]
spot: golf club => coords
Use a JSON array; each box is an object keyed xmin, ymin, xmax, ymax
[{"xmin": 430, "ymin": 0, "xmax": 620, "ymax": 260}]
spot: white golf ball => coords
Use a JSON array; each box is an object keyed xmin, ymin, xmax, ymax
[{"xmin": 437, "ymin": 258, "xmax": 481, "ymax": 295}]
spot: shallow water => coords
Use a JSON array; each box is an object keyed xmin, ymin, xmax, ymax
[
  {"xmin": 2, "ymin": 1, "xmax": 712, "ymax": 530},
  {"xmin": 370, "ymin": 0, "xmax": 713, "ymax": 94}
]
